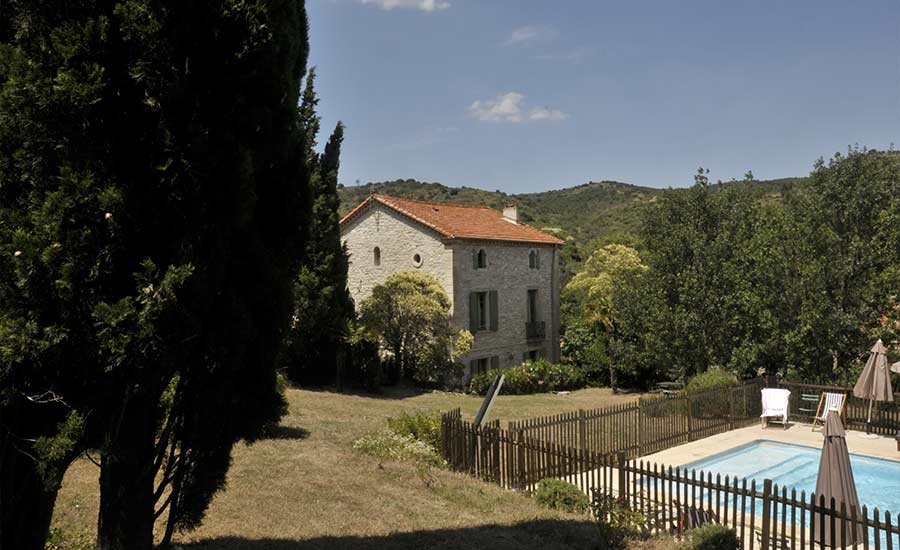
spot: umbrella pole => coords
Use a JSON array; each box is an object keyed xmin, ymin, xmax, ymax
[{"xmin": 866, "ymin": 399, "xmax": 874, "ymax": 434}]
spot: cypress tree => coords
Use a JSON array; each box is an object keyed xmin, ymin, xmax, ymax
[
  {"xmin": 286, "ymin": 77, "xmax": 353, "ymax": 386},
  {"xmin": 0, "ymin": 2, "xmax": 314, "ymax": 548}
]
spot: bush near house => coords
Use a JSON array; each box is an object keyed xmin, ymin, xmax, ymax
[{"xmin": 468, "ymin": 359, "xmax": 587, "ymax": 395}]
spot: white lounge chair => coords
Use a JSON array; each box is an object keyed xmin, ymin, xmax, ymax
[
  {"xmin": 811, "ymin": 392, "xmax": 845, "ymax": 432},
  {"xmin": 760, "ymin": 388, "xmax": 791, "ymax": 429}
]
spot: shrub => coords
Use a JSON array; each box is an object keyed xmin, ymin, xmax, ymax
[
  {"xmin": 533, "ymin": 478, "xmax": 590, "ymax": 514},
  {"xmin": 591, "ymin": 491, "xmax": 646, "ymax": 550},
  {"xmin": 682, "ymin": 525, "xmax": 740, "ymax": 550},
  {"xmin": 683, "ymin": 367, "xmax": 737, "ymax": 395},
  {"xmin": 352, "ymin": 429, "xmax": 444, "ymax": 467},
  {"xmin": 468, "ymin": 359, "xmax": 586, "ymax": 395},
  {"xmin": 386, "ymin": 410, "xmax": 441, "ymax": 450}
]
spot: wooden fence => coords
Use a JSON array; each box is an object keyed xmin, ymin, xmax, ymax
[
  {"xmin": 506, "ymin": 379, "xmax": 765, "ymax": 459},
  {"xmin": 778, "ymin": 381, "xmax": 900, "ymax": 436},
  {"xmin": 440, "ymin": 414, "xmax": 900, "ymax": 550}
]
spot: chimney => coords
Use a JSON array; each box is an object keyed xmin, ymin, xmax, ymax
[{"xmin": 502, "ymin": 204, "xmax": 518, "ymax": 223}]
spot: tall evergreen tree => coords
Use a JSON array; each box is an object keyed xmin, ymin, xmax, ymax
[
  {"xmin": 0, "ymin": 2, "xmax": 314, "ymax": 548},
  {"xmin": 286, "ymin": 73, "xmax": 353, "ymax": 385}
]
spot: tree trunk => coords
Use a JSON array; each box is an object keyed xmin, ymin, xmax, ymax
[
  {"xmin": 97, "ymin": 394, "xmax": 157, "ymax": 550},
  {"xmin": 0, "ymin": 434, "xmax": 58, "ymax": 550}
]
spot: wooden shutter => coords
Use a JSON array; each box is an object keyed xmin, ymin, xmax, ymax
[
  {"xmin": 490, "ymin": 356, "xmax": 499, "ymax": 371},
  {"xmin": 472, "ymin": 250, "xmax": 478, "ymax": 269},
  {"xmin": 469, "ymin": 360, "xmax": 476, "ymax": 375},
  {"xmin": 469, "ymin": 292, "xmax": 479, "ymax": 331},
  {"xmin": 535, "ymin": 250, "xmax": 540, "ymax": 269},
  {"xmin": 488, "ymin": 290, "xmax": 498, "ymax": 331}
]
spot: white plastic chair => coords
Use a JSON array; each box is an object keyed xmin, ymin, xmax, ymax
[{"xmin": 760, "ymin": 388, "xmax": 791, "ymax": 429}]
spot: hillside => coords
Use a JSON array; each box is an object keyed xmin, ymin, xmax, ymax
[{"xmin": 337, "ymin": 177, "xmax": 807, "ymax": 277}]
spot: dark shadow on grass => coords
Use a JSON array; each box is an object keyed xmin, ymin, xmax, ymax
[
  {"xmin": 180, "ymin": 519, "xmax": 600, "ymax": 550},
  {"xmin": 260, "ymin": 425, "xmax": 310, "ymax": 440},
  {"xmin": 291, "ymin": 382, "xmax": 440, "ymax": 401}
]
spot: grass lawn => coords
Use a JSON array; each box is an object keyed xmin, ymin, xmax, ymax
[{"xmin": 51, "ymin": 386, "xmax": 640, "ymax": 549}]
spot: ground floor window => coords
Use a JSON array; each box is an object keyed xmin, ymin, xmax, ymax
[
  {"xmin": 470, "ymin": 356, "xmax": 499, "ymax": 376},
  {"xmin": 524, "ymin": 349, "xmax": 543, "ymax": 362}
]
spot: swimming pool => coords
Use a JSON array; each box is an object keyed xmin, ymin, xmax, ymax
[
  {"xmin": 680, "ymin": 439, "xmax": 900, "ymax": 516},
  {"xmin": 663, "ymin": 440, "xmax": 900, "ymax": 546}
]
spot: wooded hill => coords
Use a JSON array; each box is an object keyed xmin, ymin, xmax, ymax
[{"xmin": 337, "ymin": 177, "xmax": 807, "ymax": 274}]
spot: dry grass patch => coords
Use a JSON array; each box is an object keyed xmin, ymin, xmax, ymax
[{"xmin": 52, "ymin": 385, "xmax": 640, "ymax": 548}]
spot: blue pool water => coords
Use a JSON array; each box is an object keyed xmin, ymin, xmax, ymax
[
  {"xmin": 680, "ymin": 440, "xmax": 900, "ymax": 517},
  {"xmin": 655, "ymin": 440, "xmax": 900, "ymax": 546}
]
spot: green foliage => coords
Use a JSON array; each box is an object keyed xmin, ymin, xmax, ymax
[
  {"xmin": 591, "ymin": 491, "xmax": 647, "ymax": 550},
  {"xmin": 33, "ymin": 412, "xmax": 85, "ymax": 491},
  {"xmin": 533, "ymin": 478, "xmax": 590, "ymax": 514},
  {"xmin": 467, "ymin": 359, "xmax": 586, "ymax": 395},
  {"xmin": 0, "ymin": 0, "xmax": 314, "ymax": 547},
  {"xmin": 563, "ymin": 244, "xmax": 647, "ymax": 390},
  {"xmin": 285, "ymin": 79, "xmax": 354, "ymax": 385},
  {"xmin": 682, "ymin": 525, "xmax": 740, "ymax": 550},
  {"xmin": 345, "ymin": 320, "xmax": 384, "ymax": 392},
  {"xmin": 353, "ymin": 429, "xmax": 445, "ymax": 467},
  {"xmin": 683, "ymin": 368, "xmax": 738, "ymax": 394},
  {"xmin": 386, "ymin": 410, "xmax": 442, "ymax": 450},
  {"xmin": 359, "ymin": 272, "xmax": 466, "ymax": 387}
]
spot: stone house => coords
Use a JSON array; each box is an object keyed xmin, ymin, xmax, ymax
[{"xmin": 339, "ymin": 194, "xmax": 564, "ymax": 378}]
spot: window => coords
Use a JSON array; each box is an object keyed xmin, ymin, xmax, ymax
[
  {"xmin": 524, "ymin": 349, "xmax": 542, "ymax": 362},
  {"xmin": 529, "ymin": 249, "xmax": 539, "ymax": 269},
  {"xmin": 527, "ymin": 289, "xmax": 539, "ymax": 323},
  {"xmin": 412, "ymin": 253, "xmax": 423, "ymax": 267},
  {"xmin": 469, "ymin": 290, "xmax": 498, "ymax": 332},
  {"xmin": 474, "ymin": 248, "xmax": 487, "ymax": 269},
  {"xmin": 373, "ymin": 247, "xmax": 381, "ymax": 266},
  {"xmin": 470, "ymin": 356, "xmax": 500, "ymax": 376}
]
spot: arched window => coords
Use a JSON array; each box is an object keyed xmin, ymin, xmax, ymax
[
  {"xmin": 528, "ymin": 249, "xmax": 539, "ymax": 269},
  {"xmin": 373, "ymin": 247, "xmax": 381, "ymax": 266},
  {"xmin": 475, "ymin": 249, "xmax": 487, "ymax": 269}
]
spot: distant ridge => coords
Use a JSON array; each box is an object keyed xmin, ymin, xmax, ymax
[{"xmin": 338, "ymin": 177, "xmax": 807, "ymax": 253}]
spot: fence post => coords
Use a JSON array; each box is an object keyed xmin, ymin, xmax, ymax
[
  {"xmin": 686, "ymin": 395, "xmax": 694, "ymax": 442},
  {"xmin": 760, "ymin": 478, "xmax": 773, "ymax": 550},
  {"xmin": 637, "ymin": 402, "xmax": 644, "ymax": 456},
  {"xmin": 516, "ymin": 430, "xmax": 526, "ymax": 490},
  {"xmin": 729, "ymin": 386, "xmax": 735, "ymax": 431},
  {"xmin": 616, "ymin": 450, "xmax": 628, "ymax": 505},
  {"xmin": 578, "ymin": 409, "xmax": 586, "ymax": 451}
]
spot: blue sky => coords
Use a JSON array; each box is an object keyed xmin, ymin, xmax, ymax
[{"xmin": 307, "ymin": 0, "xmax": 900, "ymax": 192}]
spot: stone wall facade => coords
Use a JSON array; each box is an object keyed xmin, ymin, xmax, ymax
[
  {"xmin": 450, "ymin": 241, "xmax": 560, "ymax": 374},
  {"xmin": 342, "ymin": 203, "xmax": 454, "ymax": 307},
  {"xmin": 341, "ymin": 203, "xmax": 560, "ymax": 380}
]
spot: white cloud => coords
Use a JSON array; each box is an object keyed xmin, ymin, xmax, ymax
[
  {"xmin": 361, "ymin": 0, "xmax": 449, "ymax": 11},
  {"xmin": 527, "ymin": 107, "xmax": 568, "ymax": 121},
  {"xmin": 468, "ymin": 92, "xmax": 567, "ymax": 123},
  {"xmin": 505, "ymin": 25, "xmax": 557, "ymax": 46}
]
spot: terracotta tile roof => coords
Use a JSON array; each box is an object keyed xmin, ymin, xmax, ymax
[{"xmin": 340, "ymin": 194, "xmax": 564, "ymax": 245}]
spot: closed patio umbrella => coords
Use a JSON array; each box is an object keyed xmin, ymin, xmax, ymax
[
  {"xmin": 814, "ymin": 409, "xmax": 863, "ymax": 546},
  {"xmin": 852, "ymin": 339, "xmax": 893, "ymax": 433}
]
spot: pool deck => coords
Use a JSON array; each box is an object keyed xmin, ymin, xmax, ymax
[{"xmin": 641, "ymin": 421, "xmax": 900, "ymax": 466}]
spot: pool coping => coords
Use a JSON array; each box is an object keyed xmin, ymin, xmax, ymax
[{"xmin": 640, "ymin": 422, "xmax": 900, "ymax": 469}]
